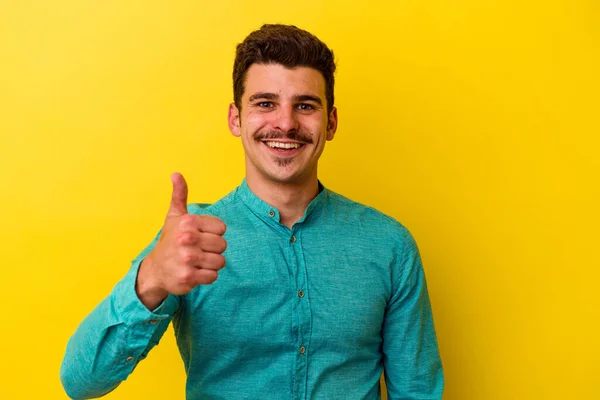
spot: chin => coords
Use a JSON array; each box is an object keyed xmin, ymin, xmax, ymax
[{"xmin": 249, "ymin": 155, "xmax": 314, "ymax": 185}]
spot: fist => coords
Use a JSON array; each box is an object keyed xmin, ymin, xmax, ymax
[{"xmin": 137, "ymin": 173, "xmax": 227, "ymax": 305}]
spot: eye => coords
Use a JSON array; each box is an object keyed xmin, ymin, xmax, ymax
[
  {"xmin": 257, "ymin": 102, "xmax": 274, "ymax": 108},
  {"xmin": 296, "ymin": 103, "xmax": 314, "ymax": 111}
]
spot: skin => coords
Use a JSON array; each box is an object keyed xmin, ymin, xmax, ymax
[
  {"xmin": 228, "ymin": 63, "xmax": 338, "ymax": 226},
  {"xmin": 136, "ymin": 63, "xmax": 338, "ymax": 310}
]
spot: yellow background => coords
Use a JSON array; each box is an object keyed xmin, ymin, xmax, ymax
[{"xmin": 1, "ymin": 1, "xmax": 598, "ymax": 399}]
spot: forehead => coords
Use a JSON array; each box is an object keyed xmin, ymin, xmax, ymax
[{"xmin": 243, "ymin": 63, "xmax": 326, "ymax": 99}]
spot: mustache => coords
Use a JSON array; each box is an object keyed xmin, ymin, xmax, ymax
[{"xmin": 254, "ymin": 131, "xmax": 313, "ymax": 144}]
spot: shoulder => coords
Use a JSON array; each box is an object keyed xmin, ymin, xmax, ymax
[
  {"xmin": 325, "ymin": 190, "xmax": 417, "ymax": 249},
  {"xmin": 326, "ymin": 190, "xmax": 411, "ymax": 234},
  {"xmin": 185, "ymin": 186, "xmax": 239, "ymax": 216}
]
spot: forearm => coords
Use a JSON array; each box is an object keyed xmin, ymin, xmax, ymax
[
  {"xmin": 60, "ymin": 297, "xmax": 137, "ymax": 399},
  {"xmin": 60, "ymin": 260, "xmax": 179, "ymax": 399},
  {"xmin": 383, "ymin": 228, "xmax": 444, "ymax": 399},
  {"xmin": 383, "ymin": 276, "xmax": 443, "ymax": 399}
]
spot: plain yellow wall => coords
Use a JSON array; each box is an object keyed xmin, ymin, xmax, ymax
[{"xmin": 1, "ymin": 1, "xmax": 598, "ymax": 399}]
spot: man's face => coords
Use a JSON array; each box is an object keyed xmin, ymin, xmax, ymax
[{"xmin": 228, "ymin": 63, "xmax": 338, "ymax": 185}]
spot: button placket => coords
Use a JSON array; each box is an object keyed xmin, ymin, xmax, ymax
[{"xmin": 288, "ymin": 227, "xmax": 310, "ymax": 399}]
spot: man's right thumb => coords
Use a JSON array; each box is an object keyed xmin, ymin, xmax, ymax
[{"xmin": 167, "ymin": 172, "xmax": 188, "ymax": 217}]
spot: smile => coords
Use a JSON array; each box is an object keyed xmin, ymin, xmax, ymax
[
  {"xmin": 261, "ymin": 140, "xmax": 306, "ymax": 156},
  {"xmin": 265, "ymin": 141, "xmax": 303, "ymax": 149}
]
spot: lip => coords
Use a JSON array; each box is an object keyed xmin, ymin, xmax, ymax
[{"xmin": 260, "ymin": 139, "xmax": 305, "ymax": 144}]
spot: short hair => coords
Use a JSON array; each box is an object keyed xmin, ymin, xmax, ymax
[{"xmin": 233, "ymin": 24, "xmax": 336, "ymax": 115}]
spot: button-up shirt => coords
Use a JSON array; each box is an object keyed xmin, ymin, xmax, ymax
[{"xmin": 60, "ymin": 179, "xmax": 443, "ymax": 399}]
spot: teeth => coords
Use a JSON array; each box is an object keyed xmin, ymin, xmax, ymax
[{"xmin": 265, "ymin": 141, "xmax": 301, "ymax": 149}]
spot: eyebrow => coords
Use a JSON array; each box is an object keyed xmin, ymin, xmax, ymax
[
  {"xmin": 293, "ymin": 95, "xmax": 322, "ymax": 106},
  {"xmin": 249, "ymin": 92, "xmax": 278, "ymax": 102},
  {"xmin": 248, "ymin": 92, "xmax": 323, "ymax": 106}
]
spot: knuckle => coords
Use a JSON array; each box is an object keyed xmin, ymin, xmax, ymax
[
  {"xmin": 177, "ymin": 232, "xmax": 194, "ymax": 246},
  {"xmin": 178, "ymin": 269, "xmax": 194, "ymax": 285},
  {"xmin": 179, "ymin": 214, "xmax": 196, "ymax": 229},
  {"xmin": 179, "ymin": 249, "xmax": 195, "ymax": 265}
]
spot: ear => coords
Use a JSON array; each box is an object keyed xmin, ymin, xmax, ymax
[
  {"xmin": 326, "ymin": 107, "xmax": 338, "ymax": 141},
  {"xmin": 228, "ymin": 103, "xmax": 241, "ymax": 137}
]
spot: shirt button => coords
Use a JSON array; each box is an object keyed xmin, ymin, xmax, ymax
[
  {"xmin": 290, "ymin": 235, "xmax": 296, "ymax": 243},
  {"xmin": 149, "ymin": 319, "xmax": 159, "ymax": 324},
  {"xmin": 298, "ymin": 290, "xmax": 304, "ymax": 298},
  {"xmin": 299, "ymin": 346, "xmax": 306, "ymax": 355},
  {"xmin": 126, "ymin": 356, "xmax": 134, "ymax": 363},
  {"xmin": 268, "ymin": 210, "xmax": 275, "ymax": 217}
]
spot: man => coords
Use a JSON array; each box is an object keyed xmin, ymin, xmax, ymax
[{"xmin": 60, "ymin": 24, "xmax": 443, "ymax": 399}]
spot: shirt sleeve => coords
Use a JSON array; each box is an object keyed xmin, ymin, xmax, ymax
[
  {"xmin": 382, "ymin": 228, "xmax": 444, "ymax": 399},
  {"xmin": 60, "ymin": 231, "xmax": 181, "ymax": 400}
]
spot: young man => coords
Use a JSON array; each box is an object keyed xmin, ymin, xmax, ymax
[{"xmin": 61, "ymin": 24, "xmax": 444, "ymax": 399}]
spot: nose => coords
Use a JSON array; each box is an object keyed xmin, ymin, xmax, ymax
[{"xmin": 272, "ymin": 105, "xmax": 299, "ymax": 133}]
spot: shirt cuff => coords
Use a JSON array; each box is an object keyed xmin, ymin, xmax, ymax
[{"xmin": 112, "ymin": 258, "xmax": 180, "ymax": 326}]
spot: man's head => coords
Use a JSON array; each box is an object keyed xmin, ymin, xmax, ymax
[
  {"xmin": 228, "ymin": 24, "xmax": 339, "ymax": 186},
  {"xmin": 232, "ymin": 24, "xmax": 336, "ymax": 116}
]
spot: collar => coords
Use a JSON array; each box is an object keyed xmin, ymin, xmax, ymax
[{"xmin": 236, "ymin": 178, "xmax": 328, "ymax": 228}]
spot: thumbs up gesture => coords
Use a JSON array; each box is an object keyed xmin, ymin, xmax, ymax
[{"xmin": 136, "ymin": 173, "xmax": 227, "ymax": 309}]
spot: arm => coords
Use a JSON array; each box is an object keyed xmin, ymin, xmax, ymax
[
  {"xmin": 60, "ymin": 174, "xmax": 226, "ymax": 400},
  {"xmin": 59, "ymin": 235, "xmax": 181, "ymax": 400},
  {"xmin": 382, "ymin": 229, "xmax": 444, "ymax": 399}
]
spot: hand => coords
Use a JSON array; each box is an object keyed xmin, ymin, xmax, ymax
[{"xmin": 136, "ymin": 173, "xmax": 227, "ymax": 309}]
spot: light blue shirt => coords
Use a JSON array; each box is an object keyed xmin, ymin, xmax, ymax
[{"xmin": 60, "ymin": 179, "xmax": 443, "ymax": 399}]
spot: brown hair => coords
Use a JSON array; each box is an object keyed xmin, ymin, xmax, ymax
[{"xmin": 233, "ymin": 24, "xmax": 336, "ymax": 115}]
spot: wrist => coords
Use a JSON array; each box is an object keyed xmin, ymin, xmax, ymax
[{"xmin": 136, "ymin": 257, "xmax": 169, "ymax": 310}]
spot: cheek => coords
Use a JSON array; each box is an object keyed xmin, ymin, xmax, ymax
[
  {"xmin": 243, "ymin": 114, "xmax": 271, "ymax": 138},
  {"xmin": 306, "ymin": 119, "xmax": 329, "ymax": 141},
  {"xmin": 244, "ymin": 111, "xmax": 270, "ymax": 127}
]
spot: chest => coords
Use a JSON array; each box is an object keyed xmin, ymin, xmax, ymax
[{"xmin": 179, "ymin": 228, "xmax": 393, "ymax": 353}]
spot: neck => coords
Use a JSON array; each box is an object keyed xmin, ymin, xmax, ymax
[{"xmin": 246, "ymin": 173, "xmax": 320, "ymax": 229}]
